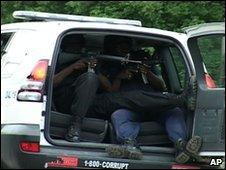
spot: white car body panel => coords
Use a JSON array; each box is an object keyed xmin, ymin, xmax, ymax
[
  {"xmin": 1, "ymin": 22, "xmax": 192, "ymax": 149},
  {"xmin": 182, "ymin": 22, "xmax": 225, "ymax": 38}
]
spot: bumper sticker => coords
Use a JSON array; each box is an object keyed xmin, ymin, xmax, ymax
[
  {"xmin": 44, "ymin": 156, "xmax": 78, "ymax": 168},
  {"xmin": 84, "ymin": 160, "xmax": 129, "ymax": 169}
]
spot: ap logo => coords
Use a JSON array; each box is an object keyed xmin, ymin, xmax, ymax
[{"xmin": 209, "ymin": 158, "xmax": 223, "ymax": 166}]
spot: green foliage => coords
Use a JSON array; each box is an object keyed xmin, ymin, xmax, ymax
[
  {"xmin": 1, "ymin": 1, "xmax": 224, "ymax": 31},
  {"xmin": 198, "ymin": 35, "xmax": 224, "ymax": 87},
  {"xmin": 170, "ymin": 47, "xmax": 186, "ymax": 88},
  {"xmin": 1, "ymin": 1, "xmax": 67, "ymax": 24}
]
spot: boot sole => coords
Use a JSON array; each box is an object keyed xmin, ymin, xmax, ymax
[
  {"xmin": 106, "ymin": 145, "xmax": 142, "ymax": 160},
  {"xmin": 175, "ymin": 136, "xmax": 202, "ymax": 164},
  {"xmin": 186, "ymin": 136, "xmax": 202, "ymax": 155},
  {"xmin": 185, "ymin": 136, "xmax": 203, "ymax": 162},
  {"xmin": 175, "ymin": 152, "xmax": 190, "ymax": 164}
]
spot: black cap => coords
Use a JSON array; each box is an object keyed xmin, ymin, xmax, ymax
[
  {"xmin": 104, "ymin": 35, "xmax": 132, "ymax": 54},
  {"xmin": 62, "ymin": 34, "xmax": 85, "ymax": 45},
  {"xmin": 104, "ymin": 35, "xmax": 132, "ymax": 46}
]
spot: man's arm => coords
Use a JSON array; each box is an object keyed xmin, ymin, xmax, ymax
[
  {"xmin": 146, "ymin": 71, "xmax": 166, "ymax": 91},
  {"xmin": 140, "ymin": 65, "xmax": 166, "ymax": 91},
  {"xmin": 53, "ymin": 59, "xmax": 86, "ymax": 88}
]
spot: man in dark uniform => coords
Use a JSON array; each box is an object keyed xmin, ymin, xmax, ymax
[
  {"xmin": 53, "ymin": 34, "xmax": 99, "ymax": 142},
  {"xmin": 101, "ymin": 39, "xmax": 202, "ymax": 163}
]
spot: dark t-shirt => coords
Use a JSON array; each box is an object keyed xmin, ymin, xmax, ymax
[
  {"xmin": 120, "ymin": 73, "xmax": 153, "ymax": 92},
  {"xmin": 99, "ymin": 62, "xmax": 122, "ymax": 83},
  {"xmin": 99, "ymin": 62, "xmax": 158, "ymax": 92}
]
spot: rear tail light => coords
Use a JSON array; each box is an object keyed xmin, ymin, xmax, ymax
[
  {"xmin": 20, "ymin": 141, "xmax": 40, "ymax": 153},
  {"xmin": 29, "ymin": 59, "xmax": 49, "ymax": 81},
  {"xmin": 204, "ymin": 73, "xmax": 216, "ymax": 88},
  {"xmin": 17, "ymin": 59, "xmax": 49, "ymax": 102}
]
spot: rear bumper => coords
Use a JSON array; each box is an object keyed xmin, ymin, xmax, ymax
[
  {"xmin": 1, "ymin": 124, "xmax": 175, "ymax": 169},
  {"xmin": 1, "ymin": 124, "xmax": 41, "ymax": 169},
  {"xmin": 1, "ymin": 124, "xmax": 218, "ymax": 169}
]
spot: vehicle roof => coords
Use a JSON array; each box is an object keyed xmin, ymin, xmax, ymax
[{"xmin": 1, "ymin": 21, "xmax": 186, "ymax": 40}]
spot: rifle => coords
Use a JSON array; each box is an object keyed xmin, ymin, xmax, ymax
[{"xmin": 84, "ymin": 52, "xmax": 154, "ymax": 84}]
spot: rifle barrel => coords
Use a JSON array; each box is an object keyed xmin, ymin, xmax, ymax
[
  {"xmin": 85, "ymin": 54, "xmax": 152, "ymax": 68},
  {"xmin": 96, "ymin": 54, "xmax": 142, "ymax": 64},
  {"xmin": 96, "ymin": 54, "xmax": 125, "ymax": 61}
]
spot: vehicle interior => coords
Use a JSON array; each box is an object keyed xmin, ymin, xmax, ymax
[{"xmin": 48, "ymin": 32, "xmax": 194, "ymax": 149}]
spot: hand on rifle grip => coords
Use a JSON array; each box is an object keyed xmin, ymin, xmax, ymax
[
  {"xmin": 138, "ymin": 63, "xmax": 149, "ymax": 75},
  {"xmin": 87, "ymin": 58, "xmax": 98, "ymax": 73},
  {"xmin": 89, "ymin": 58, "xmax": 98, "ymax": 68}
]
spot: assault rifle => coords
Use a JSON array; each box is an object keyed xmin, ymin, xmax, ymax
[{"xmin": 84, "ymin": 52, "xmax": 158, "ymax": 84}]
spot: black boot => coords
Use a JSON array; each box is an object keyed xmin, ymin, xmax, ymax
[
  {"xmin": 185, "ymin": 136, "xmax": 202, "ymax": 157},
  {"xmin": 177, "ymin": 76, "xmax": 198, "ymax": 111},
  {"xmin": 175, "ymin": 139, "xmax": 190, "ymax": 164},
  {"xmin": 175, "ymin": 136, "xmax": 202, "ymax": 164},
  {"xmin": 166, "ymin": 76, "xmax": 198, "ymax": 111},
  {"xmin": 106, "ymin": 139, "xmax": 143, "ymax": 160},
  {"xmin": 65, "ymin": 119, "xmax": 82, "ymax": 142}
]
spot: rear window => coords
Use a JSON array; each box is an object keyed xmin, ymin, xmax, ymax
[
  {"xmin": 1, "ymin": 32, "xmax": 14, "ymax": 58},
  {"xmin": 197, "ymin": 35, "xmax": 225, "ymax": 88},
  {"xmin": 170, "ymin": 47, "xmax": 186, "ymax": 89}
]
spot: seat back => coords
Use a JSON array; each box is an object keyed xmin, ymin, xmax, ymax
[{"xmin": 50, "ymin": 111, "xmax": 108, "ymax": 143}]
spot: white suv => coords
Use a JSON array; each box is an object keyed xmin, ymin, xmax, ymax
[{"xmin": 1, "ymin": 11, "xmax": 225, "ymax": 169}]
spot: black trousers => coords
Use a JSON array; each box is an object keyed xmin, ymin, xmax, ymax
[
  {"xmin": 54, "ymin": 72, "xmax": 99, "ymax": 122},
  {"xmin": 54, "ymin": 72, "xmax": 182, "ymax": 123},
  {"xmin": 88, "ymin": 90, "xmax": 182, "ymax": 119}
]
